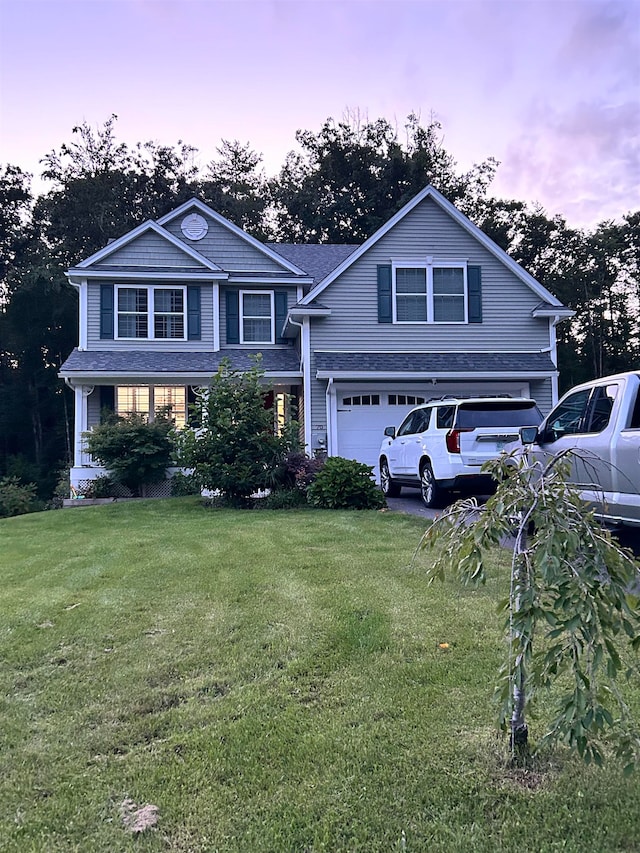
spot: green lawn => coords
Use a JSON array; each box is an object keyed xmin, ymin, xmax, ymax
[{"xmin": 1, "ymin": 499, "xmax": 638, "ymax": 852}]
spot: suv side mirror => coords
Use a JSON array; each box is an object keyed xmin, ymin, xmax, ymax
[
  {"xmin": 384, "ymin": 426, "xmax": 396, "ymax": 438},
  {"xmin": 520, "ymin": 426, "xmax": 539, "ymax": 444}
]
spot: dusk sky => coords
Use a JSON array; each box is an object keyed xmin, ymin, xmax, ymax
[{"xmin": 0, "ymin": 0, "xmax": 638, "ymax": 230}]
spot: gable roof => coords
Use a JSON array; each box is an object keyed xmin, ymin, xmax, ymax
[
  {"xmin": 158, "ymin": 199, "xmax": 309, "ymax": 277},
  {"xmin": 300, "ymin": 185, "xmax": 569, "ymax": 311},
  {"xmin": 73, "ymin": 220, "xmax": 223, "ymax": 272}
]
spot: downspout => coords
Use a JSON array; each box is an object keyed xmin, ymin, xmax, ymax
[
  {"xmin": 550, "ymin": 315, "xmax": 561, "ymax": 404},
  {"xmin": 325, "ymin": 378, "xmax": 334, "ymax": 456}
]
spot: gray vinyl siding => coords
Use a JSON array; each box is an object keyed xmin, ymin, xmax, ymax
[
  {"xmin": 163, "ymin": 215, "xmax": 288, "ymax": 272},
  {"xmin": 87, "ymin": 388, "xmax": 102, "ymax": 428},
  {"xmin": 311, "ymin": 198, "xmax": 548, "ymax": 351},
  {"xmin": 86, "ymin": 281, "xmax": 215, "ymax": 350},
  {"xmin": 306, "ymin": 197, "xmax": 555, "ymax": 430},
  {"xmin": 96, "ymin": 231, "xmax": 205, "ymax": 268},
  {"xmin": 529, "ymin": 379, "xmax": 553, "ymax": 414}
]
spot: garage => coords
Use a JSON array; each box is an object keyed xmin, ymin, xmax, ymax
[{"xmin": 333, "ymin": 382, "xmax": 531, "ymax": 478}]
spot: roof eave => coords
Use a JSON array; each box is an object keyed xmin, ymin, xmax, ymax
[{"xmin": 316, "ymin": 369, "xmax": 559, "ymax": 381}]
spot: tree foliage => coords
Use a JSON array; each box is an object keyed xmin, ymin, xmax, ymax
[
  {"xmin": 177, "ymin": 358, "xmax": 293, "ymax": 504},
  {"xmin": 419, "ymin": 451, "xmax": 640, "ymax": 772},
  {"xmin": 83, "ymin": 412, "xmax": 175, "ymax": 496},
  {"xmin": 271, "ymin": 113, "xmax": 498, "ymax": 243}
]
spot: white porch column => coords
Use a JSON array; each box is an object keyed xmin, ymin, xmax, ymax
[{"xmin": 73, "ymin": 384, "xmax": 94, "ymax": 466}]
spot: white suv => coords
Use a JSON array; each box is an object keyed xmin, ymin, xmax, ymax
[{"xmin": 379, "ymin": 396, "xmax": 542, "ymax": 507}]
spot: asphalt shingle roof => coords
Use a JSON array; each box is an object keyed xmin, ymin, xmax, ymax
[
  {"xmin": 314, "ymin": 351, "xmax": 557, "ymax": 374},
  {"xmin": 60, "ymin": 348, "xmax": 301, "ymax": 375},
  {"xmin": 267, "ymin": 244, "xmax": 358, "ymax": 285}
]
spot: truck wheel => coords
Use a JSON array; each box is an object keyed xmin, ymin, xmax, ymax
[
  {"xmin": 420, "ymin": 462, "xmax": 443, "ymax": 508},
  {"xmin": 380, "ymin": 459, "xmax": 401, "ymax": 497}
]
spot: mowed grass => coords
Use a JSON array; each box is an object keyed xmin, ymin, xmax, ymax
[{"xmin": 1, "ymin": 499, "xmax": 639, "ymax": 852}]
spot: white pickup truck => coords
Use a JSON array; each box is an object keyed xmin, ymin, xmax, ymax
[{"xmin": 520, "ymin": 370, "xmax": 640, "ymax": 528}]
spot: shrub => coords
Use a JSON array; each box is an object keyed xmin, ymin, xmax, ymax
[
  {"xmin": 0, "ymin": 476, "xmax": 38, "ymax": 518},
  {"xmin": 306, "ymin": 457, "xmax": 386, "ymax": 510},
  {"xmin": 170, "ymin": 471, "xmax": 201, "ymax": 496},
  {"xmin": 258, "ymin": 488, "xmax": 309, "ymax": 510},
  {"xmin": 178, "ymin": 358, "xmax": 296, "ymax": 504},
  {"xmin": 83, "ymin": 413, "xmax": 175, "ymax": 497},
  {"xmin": 85, "ymin": 475, "xmax": 118, "ymax": 499},
  {"xmin": 272, "ymin": 450, "xmax": 325, "ymax": 493}
]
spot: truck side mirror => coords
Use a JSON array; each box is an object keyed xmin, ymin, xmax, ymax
[
  {"xmin": 384, "ymin": 426, "xmax": 396, "ymax": 438},
  {"xmin": 520, "ymin": 426, "xmax": 539, "ymax": 444}
]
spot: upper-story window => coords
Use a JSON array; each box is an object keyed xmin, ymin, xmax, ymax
[
  {"xmin": 393, "ymin": 260, "xmax": 467, "ymax": 324},
  {"xmin": 240, "ymin": 290, "xmax": 274, "ymax": 344},
  {"xmin": 116, "ymin": 286, "xmax": 187, "ymax": 340}
]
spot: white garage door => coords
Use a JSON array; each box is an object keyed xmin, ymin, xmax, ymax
[{"xmin": 335, "ymin": 383, "xmax": 529, "ymax": 479}]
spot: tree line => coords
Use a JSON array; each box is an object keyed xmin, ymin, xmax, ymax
[{"xmin": 1, "ymin": 113, "xmax": 638, "ymax": 499}]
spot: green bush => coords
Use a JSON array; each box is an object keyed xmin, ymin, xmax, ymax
[
  {"xmin": 85, "ymin": 475, "xmax": 118, "ymax": 499},
  {"xmin": 306, "ymin": 457, "xmax": 386, "ymax": 510},
  {"xmin": 0, "ymin": 476, "xmax": 38, "ymax": 518},
  {"xmin": 170, "ymin": 471, "xmax": 201, "ymax": 496},
  {"xmin": 258, "ymin": 488, "xmax": 309, "ymax": 510},
  {"xmin": 83, "ymin": 413, "xmax": 175, "ymax": 497},
  {"xmin": 178, "ymin": 358, "xmax": 296, "ymax": 504}
]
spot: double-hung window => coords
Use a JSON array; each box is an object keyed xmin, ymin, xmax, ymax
[
  {"xmin": 116, "ymin": 286, "xmax": 186, "ymax": 340},
  {"xmin": 393, "ymin": 260, "xmax": 467, "ymax": 324},
  {"xmin": 240, "ymin": 290, "xmax": 274, "ymax": 344}
]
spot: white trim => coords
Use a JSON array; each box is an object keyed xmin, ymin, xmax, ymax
[
  {"xmin": 316, "ymin": 370, "xmax": 557, "ymax": 381},
  {"xmin": 228, "ymin": 274, "xmax": 313, "ymax": 285},
  {"xmin": 61, "ymin": 371, "xmax": 303, "ymax": 384},
  {"xmin": 157, "ymin": 198, "xmax": 310, "ymax": 277},
  {"xmin": 326, "ymin": 379, "xmax": 338, "ymax": 457},
  {"xmin": 75, "ymin": 221, "xmax": 223, "ymax": 271},
  {"xmin": 213, "ymin": 283, "xmax": 220, "ymax": 352},
  {"xmin": 78, "ymin": 278, "xmax": 88, "ymax": 350},
  {"xmin": 302, "ymin": 317, "xmax": 312, "ymax": 454},
  {"xmin": 549, "ymin": 316, "xmax": 559, "ymax": 403},
  {"xmin": 67, "ymin": 269, "xmax": 229, "ymax": 282},
  {"xmin": 300, "ymin": 184, "xmax": 567, "ymax": 309},
  {"xmin": 114, "ymin": 284, "xmax": 188, "ymax": 342},
  {"xmin": 239, "ymin": 289, "xmax": 275, "ymax": 345}
]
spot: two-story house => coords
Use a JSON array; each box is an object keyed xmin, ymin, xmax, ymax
[{"xmin": 59, "ymin": 185, "xmax": 573, "ymax": 493}]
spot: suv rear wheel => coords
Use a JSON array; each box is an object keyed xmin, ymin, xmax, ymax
[
  {"xmin": 380, "ymin": 458, "xmax": 401, "ymax": 498},
  {"xmin": 420, "ymin": 462, "xmax": 443, "ymax": 508}
]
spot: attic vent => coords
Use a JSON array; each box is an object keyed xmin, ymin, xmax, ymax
[{"xmin": 181, "ymin": 213, "xmax": 208, "ymax": 241}]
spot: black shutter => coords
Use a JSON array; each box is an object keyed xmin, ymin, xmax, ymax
[
  {"xmin": 226, "ymin": 289, "xmax": 240, "ymax": 344},
  {"xmin": 187, "ymin": 286, "xmax": 201, "ymax": 340},
  {"xmin": 100, "ymin": 284, "xmax": 114, "ymax": 339},
  {"xmin": 275, "ymin": 290, "xmax": 288, "ymax": 344},
  {"xmin": 468, "ymin": 266, "xmax": 482, "ymax": 323},
  {"xmin": 187, "ymin": 385, "xmax": 200, "ymax": 427},
  {"xmin": 100, "ymin": 386, "xmax": 115, "ymax": 419},
  {"xmin": 377, "ymin": 265, "xmax": 392, "ymax": 323}
]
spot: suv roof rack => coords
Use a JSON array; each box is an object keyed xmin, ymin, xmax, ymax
[{"xmin": 428, "ymin": 394, "xmax": 514, "ymax": 402}]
